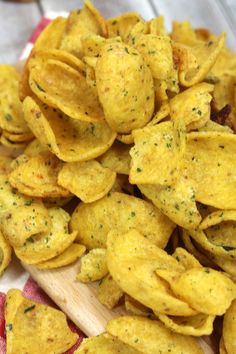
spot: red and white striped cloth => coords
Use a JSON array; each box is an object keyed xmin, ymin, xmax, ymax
[{"xmin": 1, "ymin": 14, "xmax": 86, "ymax": 354}]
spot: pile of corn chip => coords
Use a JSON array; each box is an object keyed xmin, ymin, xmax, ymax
[{"xmin": 1, "ymin": 0, "xmax": 236, "ymax": 353}]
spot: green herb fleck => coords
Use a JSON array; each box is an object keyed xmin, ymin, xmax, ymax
[
  {"xmin": 24, "ymin": 305, "xmax": 36, "ymax": 313},
  {"xmin": 136, "ymin": 167, "xmax": 142, "ymax": 173},
  {"xmin": 222, "ymin": 245, "xmax": 235, "ymax": 251},
  {"xmin": 174, "ymin": 203, "xmax": 180, "ymax": 210},
  {"xmin": 6, "ymin": 324, "xmax": 12, "ymax": 332},
  {"xmin": 34, "ymin": 81, "xmax": 45, "ymax": 92},
  {"xmin": 90, "ymin": 123, "xmax": 95, "ymax": 135},
  {"xmin": 5, "ymin": 114, "xmax": 13, "ymax": 122}
]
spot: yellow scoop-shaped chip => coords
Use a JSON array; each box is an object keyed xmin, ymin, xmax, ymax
[{"xmin": 23, "ymin": 97, "xmax": 116, "ymax": 162}]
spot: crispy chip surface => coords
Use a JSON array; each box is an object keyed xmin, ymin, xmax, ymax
[
  {"xmin": 9, "ymin": 152, "xmax": 70, "ymax": 198},
  {"xmin": 24, "ymin": 139, "xmax": 48, "ymax": 157},
  {"xmin": 75, "ymin": 333, "xmax": 141, "ymax": 354},
  {"xmin": 23, "ymin": 97, "xmax": 116, "ymax": 162},
  {"xmin": 220, "ymin": 337, "xmax": 228, "ymax": 354},
  {"xmin": 97, "ymin": 274, "xmax": 124, "ymax": 309},
  {"xmin": 70, "ymin": 192, "xmax": 175, "ymax": 249},
  {"xmin": 134, "ymin": 34, "xmax": 177, "ymax": 89},
  {"xmin": 139, "ymin": 180, "xmax": 201, "ymax": 229},
  {"xmin": 107, "ymin": 229, "xmax": 196, "ymax": 316},
  {"xmin": 15, "ymin": 207, "xmax": 77, "ymax": 264},
  {"xmin": 174, "ymin": 32, "xmax": 225, "ymax": 87},
  {"xmin": 60, "ymin": 0, "xmax": 107, "ymax": 57},
  {"xmin": 167, "ymin": 268, "xmax": 236, "ymax": 315},
  {"xmin": 157, "ymin": 313, "xmax": 215, "ymax": 336},
  {"xmin": 188, "ymin": 210, "xmax": 236, "ymax": 261},
  {"xmin": 36, "ymin": 243, "xmax": 86, "ymax": 269},
  {"xmin": 0, "ymin": 65, "xmax": 30, "ymax": 134},
  {"xmin": 99, "ymin": 141, "xmax": 131, "ymax": 175},
  {"xmin": 77, "ymin": 248, "xmax": 108, "ymax": 282},
  {"xmin": 169, "ymin": 83, "xmax": 213, "ymax": 131},
  {"xmin": 125, "ymin": 295, "xmax": 150, "ymax": 317},
  {"xmin": 130, "ymin": 122, "xmax": 183, "ymax": 185},
  {"xmin": 107, "ymin": 12, "xmax": 141, "ymax": 42},
  {"xmin": 30, "ymin": 49, "xmax": 86, "ymax": 73},
  {"xmin": 184, "ymin": 131, "xmax": 236, "ymax": 209},
  {"xmin": 223, "ymin": 299, "xmax": 236, "ymax": 354},
  {"xmin": 96, "ymin": 41, "xmax": 154, "ymax": 133},
  {"xmin": 58, "ymin": 160, "xmax": 116, "ymax": 203},
  {"xmin": 107, "ymin": 316, "xmax": 204, "ymax": 354},
  {"xmin": 0, "ymin": 230, "xmax": 12, "ymax": 276},
  {"xmin": 172, "ymin": 247, "xmax": 202, "ymax": 269},
  {"xmin": 1, "ymin": 203, "xmax": 51, "ymax": 248},
  {"xmin": 29, "ymin": 59, "xmax": 105, "ymax": 123},
  {"xmin": 0, "ymin": 174, "xmax": 40, "ymax": 216},
  {"xmin": 5, "ymin": 289, "xmax": 78, "ymax": 354}
]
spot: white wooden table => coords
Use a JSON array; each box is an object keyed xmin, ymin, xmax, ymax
[{"xmin": 0, "ymin": 0, "xmax": 236, "ymax": 63}]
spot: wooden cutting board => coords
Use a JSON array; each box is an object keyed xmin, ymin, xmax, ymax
[{"xmin": 23, "ymin": 261, "xmax": 215, "ymax": 353}]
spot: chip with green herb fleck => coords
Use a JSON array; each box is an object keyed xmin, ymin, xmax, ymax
[
  {"xmin": 23, "ymin": 97, "xmax": 116, "ymax": 162},
  {"xmin": 5, "ymin": 288, "xmax": 78, "ymax": 354},
  {"xmin": 75, "ymin": 333, "xmax": 140, "ymax": 354}
]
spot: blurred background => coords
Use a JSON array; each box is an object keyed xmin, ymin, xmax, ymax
[{"xmin": 0, "ymin": 0, "xmax": 236, "ymax": 64}]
